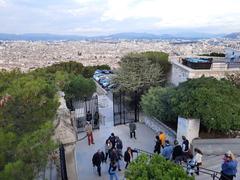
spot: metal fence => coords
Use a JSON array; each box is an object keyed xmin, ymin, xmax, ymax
[
  {"xmin": 59, "ymin": 144, "xmax": 68, "ymax": 180},
  {"xmin": 72, "ymin": 95, "xmax": 99, "ymax": 133},
  {"xmin": 113, "ymin": 90, "xmax": 140, "ymax": 126}
]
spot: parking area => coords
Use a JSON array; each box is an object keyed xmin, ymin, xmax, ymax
[{"xmin": 93, "ymin": 69, "xmax": 117, "ymax": 92}]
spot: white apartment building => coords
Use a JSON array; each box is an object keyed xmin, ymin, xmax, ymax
[{"xmin": 170, "ymin": 50, "xmax": 240, "ymax": 86}]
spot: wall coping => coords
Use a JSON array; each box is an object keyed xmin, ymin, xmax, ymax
[{"xmin": 144, "ymin": 115, "xmax": 177, "ymax": 138}]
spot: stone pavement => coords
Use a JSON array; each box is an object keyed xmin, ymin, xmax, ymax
[
  {"xmin": 74, "ymin": 93, "xmax": 240, "ymax": 180},
  {"xmin": 74, "ymin": 94, "xmax": 174, "ymax": 180}
]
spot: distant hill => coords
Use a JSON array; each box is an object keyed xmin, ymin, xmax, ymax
[
  {"xmin": 0, "ymin": 33, "xmax": 85, "ymax": 41},
  {"xmin": 225, "ymin": 32, "xmax": 240, "ymax": 39},
  {"xmin": 0, "ymin": 32, "xmax": 224, "ymax": 41}
]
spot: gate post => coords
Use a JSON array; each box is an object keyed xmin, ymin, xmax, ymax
[{"xmin": 134, "ymin": 90, "xmax": 138, "ymax": 122}]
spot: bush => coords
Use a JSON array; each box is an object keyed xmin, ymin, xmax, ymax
[
  {"xmin": 64, "ymin": 74, "xmax": 96, "ymax": 101},
  {"xmin": 141, "ymin": 87, "xmax": 177, "ymax": 123},
  {"xmin": 141, "ymin": 77, "xmax": 240, "ymax": 132},
  {"xmin": 125, "ymin": 154, "xmax": 193, "ymax": 180}
]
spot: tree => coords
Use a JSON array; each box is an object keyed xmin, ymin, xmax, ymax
[
  {"xmin": 141, "ymin": 51, "xmax": 171, "ymax": 78},
  {"xmin": 0, "ymin": 75, "xmax": 59, "ymax": 135},
  {"xmin": 64, "ymin": 75, "xmax": 96, "ymax": 101},
  {"xmin": 141, "ymin": 77, "xmax": 240, "ymax": 132},
  {"xmin": 0, "ymin": 69, "xmax": 59, "ymax": 179},
  {"xmin": 114, "ymin": 52, "xmax": 165, "ymax": 92},
  {"xmin": 125, "ymin": 154, "xmax": 193, "ymax": 180},
  {"xmin": 54, "ymin": 71, "xmax": 72, "ymax": 90}
]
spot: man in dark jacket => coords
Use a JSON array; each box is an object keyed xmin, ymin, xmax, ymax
[
  {"xmin": 109, "ymin": 133, "xmax": 116, "ymax": 149},
  {"xmin": 129, "ymin": 122, "xmax": 136, "ymax": 139},
  {"xmin": 116, "ymin": 136, "xmax": 123, "ymax": 154},
  {"xmin": 94, "ymin": 111, "xmax": 99, "ymax": 126},
  {"xmin": 154, "ymin": 135, "xmax": 161, "ymax": 154},
  {"xmin": 92, "ymin": 150, "xmax": 104, "ymax": 176},
  {"xmin": 172, "ymin": 140, "xmax": 183, "ymax": 164},
  {"xmin": 182, "ymin": 136, "xmax": 192, "ymax": 160},
  {"xmin": 86, "ymin": 111, "xmax": 92, "ymax": 122}
]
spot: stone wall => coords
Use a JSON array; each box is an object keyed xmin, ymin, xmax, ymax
[
  {"xmin": 192, "ymin": 138, "xmax": 240, "ymax": 155},
  {"xmin": 143, "ymin": 115, "xmax": 176, "ymax": 142}
]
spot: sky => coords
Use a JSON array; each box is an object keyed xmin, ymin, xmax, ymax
[{"xmin": 0, "ymin": 0, "xmax": 240, "ymax": 36}]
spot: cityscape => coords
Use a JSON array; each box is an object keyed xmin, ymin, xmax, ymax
[{"xmin": 0, "ymin": 38, "xmax": 239, "ymax": 71}]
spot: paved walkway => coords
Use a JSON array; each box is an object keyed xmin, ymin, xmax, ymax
[
  {"xmin": 75, "ymin": 94, "xmax": 167, "ymax": 180},
  {"xmin": 74, "ymin": 93, "xmax": 239, "ymax": 180}
]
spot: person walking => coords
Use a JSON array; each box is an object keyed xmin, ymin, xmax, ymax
[
  {"xmin": 192, "ymin": 148, "xmax": 203, "ymax": 175},
  {"xmin": 161, "ymin": 140, "xmax": 173, "ymax": 160},
  {"xmin": 159, "ymin": 131, "xmax": 166, "ymax": 147},
  {"xmin": 172, "ymin": 140, "xmax": 183, "ymax": 164},
  {"xmin": 124, "ymin": 147, "xmax": 137, "ymax": 169},
  {"xmin": 92, "ymin": 150, "xmax": 104, "ymax": 176},
  {"xmin": 109, "ymin": 133, "xmax": 116, "ymax": 149},
  {"xmin": 108, "ymin": 161, "xmax": 119, "ymax": 180},
  {"xmin": 105, "ymin": 139, "xmax": 112, "ymax": 162},
  {"xmin": 182, "ymin": 136, "xmax": 192, "ymax": 160},
  {"xmin": 115, "ymin": 136, "xmax": 123, "ymax": 156},
  {"xmin": 129, "ymin": 122, "xmax": 136, "ymax": 139},
  {"xmin": 220, "ymin": 151, "xmax": 238, "ymax": 180},
  {"xmin": 86, "ymin": 110, "xmax": 92, "ymax": 122},
  {"xmin": 84, "ymin": 121, "xmax": 94, "ymax": 145},
  {"xmin": 110, "ymin": 148, "xmax": 122, "ymax": 171},
  {"xmin": 93, "ymin": 111, "xmax": 99, "ymax": 126},
  {"xmin": 154, "ymin": 135, "xmax": 161, "ymax": 154}
]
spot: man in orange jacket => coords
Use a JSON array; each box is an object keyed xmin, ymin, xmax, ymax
[{"xmin": 159, "ymin": 131, "xmax": 166, "ymax": 148}]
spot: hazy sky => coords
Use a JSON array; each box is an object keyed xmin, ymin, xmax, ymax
[{"xmin": 0, "ymin": 0, "xmax": 240, "ymax": 35}]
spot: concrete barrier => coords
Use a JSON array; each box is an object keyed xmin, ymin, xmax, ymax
[
  {"xmin": 192, "ymin": 138, "xmax": 240, "ymax": 155},
  {"xmin": 143, "ymin": 115, "xmax": 176, "ymax": 142}
]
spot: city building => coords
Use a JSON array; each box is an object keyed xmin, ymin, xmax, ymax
[{"xmin": 170, "ymin": 50, "xmax": 240, "ymax": 86}]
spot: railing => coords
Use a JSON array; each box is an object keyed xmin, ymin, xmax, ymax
[
  {"xmin": 59, "ymin": 144, "xmax": 68, "ymax": 180},
  {"xmin": 133, "ymin": 148, "xmax": 232, "ymax": 180}
]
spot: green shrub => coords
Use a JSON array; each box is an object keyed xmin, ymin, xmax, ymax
[
  {"xmin": 64, "ymin": 74, "xmax": 96, "ymax": 101},
  {"xmin": 141, "ymin": 77, "xmax": 240, "ymax": 132},
  {"xmin": 125, "ymin": 154, "xmax": 193, "ymax": 180}
]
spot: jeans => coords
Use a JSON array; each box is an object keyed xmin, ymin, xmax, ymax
[
  {"xmin": 110, "ymin": 172, "xmax": 119, "ymax": 180},
  {"xmin": 96, "ymin": 165, "xmax": 101, "ymax": 176}
]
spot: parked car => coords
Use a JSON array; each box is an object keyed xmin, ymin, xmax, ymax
[
  {"xmin": 106, "ymin": 83, "xmax": 118, "ymax": 91},
  {"xmin": 94, "ymin": 69, "xmax": 103, "ymax": 74},
  {"xmin": 101, "ymin": 70, "xmax": 112, "ymax": 74},
  {"xmin": 102, "ymin": 80, "xmax": 110, "ymax": 88},
  {"xmin": 99, "ymin": 77, "xmax": 108, "ymax": 85},
  {"xmin": 93, "ymin": 73, "xmax": 105, "ymax": 81}
]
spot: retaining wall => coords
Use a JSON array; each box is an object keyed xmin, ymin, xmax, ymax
[
  {"xmin": 192, "ymin": 138, "xmax": 240, "ymax": 155},
  {"xmin": 143, "ymin": 116, "xmax": 176, "ymax": 142}
]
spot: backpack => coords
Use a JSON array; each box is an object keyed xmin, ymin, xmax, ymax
[{"xmin": 116, "ymin": 140, "xmax": 123, "ymax": 150}]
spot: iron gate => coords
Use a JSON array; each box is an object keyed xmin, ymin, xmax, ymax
[
  {"xmin": 72, "ymin": 95, "xmax": 99, "ymax": 133},
  {"xmin": 113, "ymin": 90, "xmax": 139, "ymax": 126}
]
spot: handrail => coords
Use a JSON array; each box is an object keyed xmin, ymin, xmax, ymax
[{"xmin": 133, "ymin": 148, "xmax": 232, "ymax": 180}]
